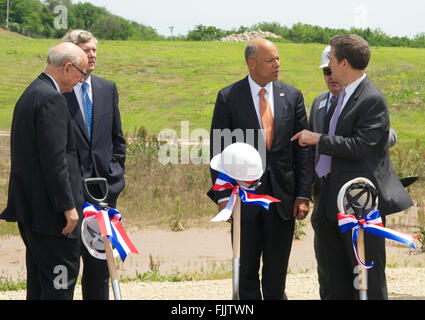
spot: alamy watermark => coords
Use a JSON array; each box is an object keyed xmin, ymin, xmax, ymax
[
  {"xmin": 53, "ymin": 264, "xmax": 68, "ymax": 290},
  {"xmin": 157, "ymin": 121, "xmax": 267, "ymax": 171},
  {"xmin": 53, "ymin": 5, "xmax": 68, "ymax": 30}
]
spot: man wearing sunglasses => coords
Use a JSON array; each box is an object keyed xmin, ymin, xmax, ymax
[{"xmin": 308, "ymin": 45, "xmax": 343, "ymax": 300}]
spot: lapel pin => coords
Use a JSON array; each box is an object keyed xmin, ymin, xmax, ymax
[{"xmin": 280, "ymin": 92, "xmax": 285, "ymax": 97}]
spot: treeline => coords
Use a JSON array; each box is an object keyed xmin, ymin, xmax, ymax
[
  {"xmin": 187, "ymin": 22, "xmax": 425, "ymax": 48},
  {"xmin": 1, "ymin": 0, "xmax": 425, "ymax": 48},
  {"xmin": 0, "ymin": 0, "xmax": 164, "ymax": 40}
]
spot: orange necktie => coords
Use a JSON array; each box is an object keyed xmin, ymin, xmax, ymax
[{"xmin": 259, "ymin": 88, "xmax": 274, "ymax": 151}]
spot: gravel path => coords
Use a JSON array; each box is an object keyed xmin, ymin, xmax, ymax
[{"xmin": 1, "ymin": 268, "xmax": 424, "ymax": 300}]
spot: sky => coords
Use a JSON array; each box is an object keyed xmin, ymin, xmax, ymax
[{"xmin": 80, "ymin": 0, "xmax": 425, "ymax": 38}]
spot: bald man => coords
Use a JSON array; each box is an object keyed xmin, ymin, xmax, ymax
[
  {"xmin": 208, "ymin": 38, "xmax": 313, "ymax": 300},
  {"xmin": 1, "ymin": 43, "xmax": 88, "ymax": 300}
]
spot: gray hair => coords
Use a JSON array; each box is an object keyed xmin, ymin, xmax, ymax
[
  {"xmin": 47, "ymin": 45, "xmax": 81, "ymax": 67},
  {"xmin": 245, "ymin": 43, "xmax": 257, "ymax": 62},
  {"xmin": 61, "ymin": 29, "xmax": 98, "ymax": 45}
]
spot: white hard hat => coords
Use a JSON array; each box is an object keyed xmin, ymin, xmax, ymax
[
  {"xmin": 81, "ymin": 218, "xmax": 119, "ymax": 260},
  {"xmin": 337, "ymin": 177, "xmax": 378, "ymax": 216},
  {"xmin": 210, "ymin": 142, "xmax": 264, "ymax": 181},
  {"xmin": 319, "ymin": 45, "xmax": 331, "ymax": 69}
]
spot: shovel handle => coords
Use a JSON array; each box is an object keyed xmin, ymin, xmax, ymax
[
  {"xmin": 357, "ymin": 228, "xmax": 368, "ymax": 300},
  {"xmin": 83, "ymin": 178, "xmax": 108, "ymax": 205},
  {"xmin": 232, "ymin": 194, "xmax": 241, "ymax": 300},
  {"xmin": 232, "ymin": 194, "xmax": 241, "ymax": 259},
  {"xmin": 103, "ymin": 236, "xmax": 122, "ymax": 300}
]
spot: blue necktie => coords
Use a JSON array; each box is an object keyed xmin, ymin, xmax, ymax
[
  {"xmin": 82, "ymin": 82, "xmax": 92, "ymax": 140},
  {"xmin": 315, "ymin": 88, "xmax": 346, "ymax": 177}
]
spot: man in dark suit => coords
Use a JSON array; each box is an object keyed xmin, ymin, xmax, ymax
[
  {"xmin": 292, "ymin": 34, "xmax": 413, "ymax": 299},
  {"xmin": 0, "ymin": 42, "xmax": 88, "ymax": 300},
  {"xmin": 309, "ymin": 45, "xmax": 343, "ymax": 300},
  {"xmin": 62, "ymin": 30, "xmax": 126, "ymax": 300},
  {"xmin": 208, "ymin": 38, "xmax": 313, "ymax": 300}
]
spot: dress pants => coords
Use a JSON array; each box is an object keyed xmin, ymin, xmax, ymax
[
  {"xmin": 81, "ymin": 183, "xmax": 112, "ymax": 300},
  {"xmin": 18, "ymin": 223, "xmax": 80, "ymax": 300},
  {"xmin": 311, "ymin": 202, "xmax": 331, "ymax": 299},
  {"xmin": 236, "ymin": 205, "xmax": 295, "ymax": 300},
  {"xmin": 317, "ymin": 179, "xmax": 388, "ymax": 300}
]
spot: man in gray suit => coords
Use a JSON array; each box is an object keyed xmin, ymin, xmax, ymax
[
  {"xmin": 293, "ymin": 35, "xmax": 413, "ymax": 299},
  {"xmin": 309, "ymin": 45, "xmax": 343, "ymax": 299}
]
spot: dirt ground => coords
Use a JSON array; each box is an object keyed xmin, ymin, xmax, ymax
[{"xmin": 0, "ymin": 213, "xmax": 424, "ymax": 300}]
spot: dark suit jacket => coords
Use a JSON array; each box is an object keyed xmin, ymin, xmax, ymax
[
  {"xmin": 309, "ymin": 91, "xmax": 329, "ymax": 202},
  {"xmin": 0, "ymin": 73, "xmax": 83, "ymax": 239},
  {"xmin": 207, "ymin": 76, "xmax": 313, "ymax": 220},
  {"xmin": 64, "ymin": 75, "xmax": 126, "ymax": 205},
  {"xmin": 318, "ymin": 76, "xmax": 413, "ymax": 221}
]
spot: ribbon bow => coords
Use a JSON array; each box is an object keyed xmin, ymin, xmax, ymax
[
  {"xmin": 211, "ymin": 172, "xmax": 281, "ymax": 222},
  {"xmin": 83, "ymin": 202, "xmax": 139, "ymax": 262},
  {"xmin": 338, "ymin": 209, "xmax": 419, "ymax": 269}
]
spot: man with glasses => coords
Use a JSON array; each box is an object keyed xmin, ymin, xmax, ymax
[
  {"xmin": 62, "ymin": 30, "xmax": 126, "ymax": 300},
  {"xmin": 1, "ymin": 43, "xmax": 88, "ymax": 299}
]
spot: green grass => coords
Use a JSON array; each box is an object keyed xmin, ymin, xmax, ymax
[
  {"xmin": 0, "ymin": 29, "xmax": 424, "ymax": 237},
  {"xmin": 1, "ymin": 29, "xmax": 424, "ymax": 145}
]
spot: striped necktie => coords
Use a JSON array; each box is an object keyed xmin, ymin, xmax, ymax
[{"xmin": 82, "ymin": 81, "xmax": 92, "ymax": 140}]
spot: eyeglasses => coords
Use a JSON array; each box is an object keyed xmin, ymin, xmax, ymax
[
  {"xmin": 71, "ymin": 63, "xmax": 87, "ymax": 78},
  {"xmin": 323, "ymin": 68, "xmax": 332, "ymax": 76}
]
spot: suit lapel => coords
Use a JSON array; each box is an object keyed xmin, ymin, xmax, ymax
[
  {"xmin": 272, "ymin": 81, "xmax": 288, "ymax": 149},
  {"xmin": 67, "ymin": 90, "xmax": 90, "ymax": 142},
  {"xmin": 239, "ymin": 77, "xmax": 261, "ymax": 130},
  {"xmin": 318, "ymin": 93, "xmax": 330, "ymax": 133},
  {"xmin": 336, "ymin": 76, "xmax": 370, "ymax": 131},
  {"xmin": 90, "ymin": 75, "xmax": 103, "ymax": 141}
]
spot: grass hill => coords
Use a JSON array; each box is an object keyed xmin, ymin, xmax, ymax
[
  {"xmin": 1, "ymin": 28, "xmax": 424, "ymax": 147},
  {"xmin": 0, "ymin": 28, "xmax": 424, "ymax": 234}
]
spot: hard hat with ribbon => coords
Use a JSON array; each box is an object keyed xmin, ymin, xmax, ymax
[
  {"xmin": 82, "ymin": 202, "xmax": 139, "ymax": 262},
  {"xmin": 210, "ymin": 143, "xmax": 281, "ymax": 222},
  {"xmin": 337, "ymin": 177, "xmax": 420, "ymax": 269}
]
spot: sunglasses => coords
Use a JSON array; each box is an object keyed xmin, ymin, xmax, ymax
[{"xmin": 323, "ymin": 68, "xmax": 332, "ymax": 76}]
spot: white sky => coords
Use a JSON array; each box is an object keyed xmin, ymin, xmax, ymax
[{"xmin": 80, "ymin": 0, "xmax": 425, "ymax": 38}]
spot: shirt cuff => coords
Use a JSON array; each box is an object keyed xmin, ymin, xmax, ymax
[
  {"xmin": 296, "ymin": 197, "xmax": 310, "ymax": 200},
  {"xmin": 217, "ymin": 197, "xmax": 230, "ymax": 204}
]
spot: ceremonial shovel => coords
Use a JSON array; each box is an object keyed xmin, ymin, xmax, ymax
[
  {"xmin": 231, "ymin": 190, "xmax": 241, "ymax": 300},
  {"xmin": 231, "ymin": 180, "xmax": 261, "ymax": 300},
  {"xmin": 83, "ymin": 177, "xmax": 122, "ymax": 300},
  {"xmin": 338, "ymin": 179, "xmax": 377, "ymax": 300}
]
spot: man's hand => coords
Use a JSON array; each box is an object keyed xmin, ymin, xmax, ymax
[
  {"xmin": 293, "ymin": 198, "xmax": 310, "ymax": 220},
  {"xmin": 218, "ymin": 201, "xmax": 232, "ymax": 223},
  {"xmin": 62, "ymin": 208, "xmax": 79, "ymax": 235},
  {"xmin": 291, "ymin": 130, "xmax": 321, "ymax": 147}
]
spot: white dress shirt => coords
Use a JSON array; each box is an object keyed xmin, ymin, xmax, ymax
[
  {"xmin": 248, "ymin": 74, "xmax": 275, "ymax": 127},
  {"xmin": 44, "ymin": 73, "xmax": 60, "ymax": 93},
  {"xmin": 339, "ymin": 72, "xmax": 366, "ymax": 114},
  {"xmin": 73, "ymin": 75, "xmax": 93, "ymax": 123}
]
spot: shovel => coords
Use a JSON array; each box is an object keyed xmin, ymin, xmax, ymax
[
  {"xmin": 232, "ymin": 192, "xmax": 241, "ymax": 300},
  {"xmin": 83, "ymin": 177, "xmax": 122, "ymax": 300}
]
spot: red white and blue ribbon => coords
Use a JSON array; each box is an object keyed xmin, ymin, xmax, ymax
[
  {"xmin": 338, "ymin": 209, "xmax": 419, "ymax": 269},
  {"xmin": 211, "ymin": 172, "xmax": 281, "ymax": 222},
  {"xmin": 83, "ymin": 202, "xmax": 139, "ymax": 262}
]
